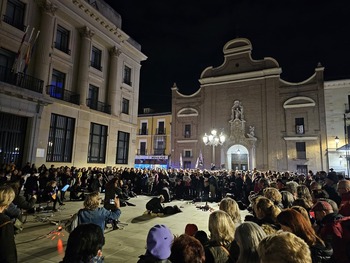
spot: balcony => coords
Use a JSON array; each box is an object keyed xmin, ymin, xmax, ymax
[
  {"xmin": 0, "ymin": 65, "xmax": 43, "ymax": 93},
  {"xmin": 3, "ymin": 15, "xmax": 26, "ymax": 31},
  {"xmin": 46, "ymin": 85, "xmax": 80, "ymax": 105},
  {"xmin": 184, "ymin": 131, "xmax": 191, "ymax": 138},
  {"xmin": 156, "ymin": 128, "xmax": 166, "ymax": 135},
  {"xmin": 86, "ymin": 98, "xmax": 111, "ymax": 114},
  {"xmin": 139, "ymin": 129, "xmax": 148, "ymax": 135},
  {"xmin": 137, "ymin": 149, "xmax": 148, "ymax": 155},
  {"xmin": 153, "ymin": 148, "xmax": 165, "ymax": 155}
]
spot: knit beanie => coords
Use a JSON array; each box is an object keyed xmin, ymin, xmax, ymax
[{"xmin": 146, "ymin": 224, "xmax": 173, "ymax": 259}]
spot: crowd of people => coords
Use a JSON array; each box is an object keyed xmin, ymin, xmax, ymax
[{"xmin": 1, "ymin": 161, "xmax": 350, "ymax": 262}]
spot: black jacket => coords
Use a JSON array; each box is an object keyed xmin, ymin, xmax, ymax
[
  {"xmin": 310, "ymin": 242, "xmax": 333, "ymax": 263},
  {"xmin": 0, "ymin": 213, "xmax": 17, "ymax": 263},
  {"xmin": 137, "ymin": 254, "xmax": 171, "ymax": 263}
]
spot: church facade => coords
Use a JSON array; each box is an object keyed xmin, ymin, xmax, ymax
[{"xmin": 171, "ymin": 38, "xmax": 328, "ymax": 174}]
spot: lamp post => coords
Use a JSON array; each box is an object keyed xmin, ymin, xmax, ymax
[{"xmin": 203, "ymin": 129, "xmax": 226, "ymax": 168}]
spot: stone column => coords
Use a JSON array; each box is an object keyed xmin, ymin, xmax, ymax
[
  {"xmin": 77, "ymin": 26, "xmax": 94, "ymax": 105},
  {"xmin": 34, "ymin": 0, "xmax": 57, "ymax": 90},
  {"xmin": 108, "ymin": 46, "xmax": 121, "ymax": 115}
]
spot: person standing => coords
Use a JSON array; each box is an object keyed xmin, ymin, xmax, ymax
[{"xmin": 0, "ymin": 185, "xmax": 17, "ymax": 262}]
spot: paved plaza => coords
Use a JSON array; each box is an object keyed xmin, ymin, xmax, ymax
[{"xmin": 15, "ymin": 194, "xmax": 249, "ymax": 262}]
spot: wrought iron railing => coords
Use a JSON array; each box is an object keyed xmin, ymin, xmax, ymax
[
  {"xmin": 156, "ymin": 128, "xmax": 166, "ymax": 135},
  {"xmin": 46, "ymin": 85, "xmax": 80, "ymax": 105},
  {"xmin": 0, "ymin": 65, "xmax": 43, "ymax": 93},
  {"xmin": 137, "ymin": 149, "xmax": 148, "ymax": 155},
  {"xmin": 153, "ymin": 148, "xmax": 165, "ymax": 155},
  {"xmin": 139, "ymin": 129, "xmax": 148, "ymax": 135},
  {"xmin": 86, "ymin": 98, "xmax": 111, "ymax": 114}
]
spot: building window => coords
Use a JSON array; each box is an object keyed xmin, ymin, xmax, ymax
[
  {"xmin": 123, "ymin": 65, "xmax": 132, "ymax": 85},
  {"xmin": 184, "ymin": 161, "xmax": 191, "ymax": 169},
  {"xmin": 140, "ymin": 122, "xmax": 147, "ymax": 135},
  {"xmin": 296, "ymin": 142, "xmax": 306, "ymax": 159},
  {"xmin": 157, "ymin": 121, "xmax": 165, "ymax": 135},
  {"xmin": 91, "ymin": 46, "xmax": 102, "ymax": 70},
  {"xmin": 88, "ymin": 123, "xmax": 107, "ymax": 163},
  {"xmin": 0, "ymin": 48, "xmax": 16, "ymax": 69},
  {"xmin": 184, "ymin": 150, "xmax": 192, "ymax": 158},
  {"xmin": 295, "ymin": 118, "xmax": 304, "ymax": 134},
  {"xmin": 46, "ymin": 114, "xmax": 75, "ymax": 162},
  {"xmin": 55, "ymin": 25, "xmax": 70, "ymax": 54},
  {"xmin": 116, "ymin": 131, "xmax": 130, "ymax": 164},
  {"xmin": 4, "ymin": 0, "xmax": 26, "ymax": 31},
  {"xmin": 49, "ymin": 69, "xmax": 66, "ymax": 99},
  {"xmin": 122, "ymin": 98, "xmax": 129, "ymax": 114},
  {"xmin": 139, "ymin": 142, "xmax": 146, "ymax": 155},
  {"xmin": 154, "ymin": 136, "xmax": 165, "ymax": 155},
  {"xmin": 87, "ymin": 84, "xmax": 99, "ymax": 110},
  {"xmin": 184, "ymin": 124, "xmax": 191, "ymax": 138}
]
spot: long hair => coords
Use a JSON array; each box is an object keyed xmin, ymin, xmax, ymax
[
  {"xmin": 254, "ymin": 196, "xmax": 281, "ymax": 221},
  {"xmin": 296, "ymin": 185, "xmax": 313, "ymax": 208},
  {"xmin": 235, "ymin": 222, "xmax": 266, "ymax": 263},
  {"xmin": 208, "ymin": 210, "xmax": 235, "ymax": 245},
  {"xmin": 277, "ymin": 208, "xmax": 324, "ymax": 247},
  {"xmin": 62, "ymin": 223, "xmax": 105, "ymax": 263},
  {"xmin": 219, "ymin": 197, "xmax": 241, "ymax": 224},
  {"xmin": 0, "ymin": 185, "xmax": 15, "ymax": 208}
]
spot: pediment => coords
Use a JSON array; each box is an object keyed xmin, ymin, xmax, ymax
[
  {"xmin": 177, "ymin": 108, "xmax": 199, "ymax": 117},
  {"xmin": 283, "ymin": 96, "xmax": 316, "ymax": 109}
]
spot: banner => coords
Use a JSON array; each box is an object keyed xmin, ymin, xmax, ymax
[{"xmin": 180, "ymin": 152, "xmax": 183, "ymax": 169}]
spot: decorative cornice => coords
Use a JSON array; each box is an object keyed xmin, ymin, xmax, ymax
[{"xmin": 283, "ymin": 136, "xmax": 318, "ymax": 141}]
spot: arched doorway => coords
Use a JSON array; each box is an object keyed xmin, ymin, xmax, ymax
[{"xmin": 227, "ymin": 144, "xmax": 249, "ymax": 171}]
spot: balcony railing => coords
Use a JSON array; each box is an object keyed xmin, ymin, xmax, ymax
[
  {"xmin": 46, "ymin": 85, "xmax": 80, "ymax": 105},
  {"xmin": 153, "ymin": 148, "xmax": 165, "ymax": 155},
  {"xmin": 184, "ymin": 132, "xmax": 191, "ymax": 138},
  {"xmin": 139, "ymin": 129, "xmax": 148, "ymax": 135},
  {"xmin": 137, "ymin": 149, "xmax": 148, "ymax": 155},
  {"xmin": 3, "ymin": 15, "xmax": 26, "ymax": 31},
  {"xmin": 0, "ymin": 65, "xmax": 43, "ymax": 93},
  {"xmin": 86, "ymin": 98, "xmax": 111, "ymax": 114},
  {"xmin": 156, "ymin": 128, "xmax": 166, "ymax": 135}
]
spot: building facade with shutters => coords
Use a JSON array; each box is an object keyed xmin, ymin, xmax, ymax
[
  {"xmin": 0, "ymin": 0, "xmax": 146, "ymax": 168},
  {"xmin": 171, "ymin": 38, "xmax": 328, "ymax": 174},
  {"xmin": 135, "ymin": 110, "xmax": 172, "ymax": 169}
]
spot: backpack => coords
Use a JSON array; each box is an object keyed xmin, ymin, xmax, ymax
[{"xmin": 64, "ymin": 211, "xmax": 80, "ymax": 233}]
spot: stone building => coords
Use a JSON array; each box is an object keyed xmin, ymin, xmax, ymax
[
  {"xmin": 135, "ymin": 109, "xmax": 172, "ymax": 169},
  {"xmin": 171, "ymin": 38, "xmax": 327, "ymax": 174},
  {"xmin": 324, "ymin": 80, "xmax": 350, "ymax": 176},
  {"xmin": 0, "ymin": 0, "xmax": 146, "ymax": 168}
]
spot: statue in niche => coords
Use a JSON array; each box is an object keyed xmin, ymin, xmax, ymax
[
  {"xmin": 231, "ymin": 100, "xmax": 243, "ymax": 121},
  {"xmin": 247, "ymin": 126, "xmax": 255, "ymax": 137}
]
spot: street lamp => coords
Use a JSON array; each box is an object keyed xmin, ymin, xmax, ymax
[
  {"xmin": 335, "ymin": 136, "xmax": 340, "ymax": 148},
  {"xmin": 203, "ymin": 129, "xmax": 226, "ymax": 167}
]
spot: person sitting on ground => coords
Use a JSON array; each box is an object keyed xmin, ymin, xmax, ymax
[
  {"xmin": 60, "ymin": 223, "xmax": 105, "ymax": 263},
  {"xmin": 42, "ymin": 180, "xmax": 64, "ymax": 212},
  {"xmin": 277, "ymin": 208, "xmax": 333, "ymax": 262},
  {"xmin": 257, "ymin": 231, "xmax": 312, "ymax": 263},
  {"xmin": 79, "ymin": 191, "xmax": 121, "ymax": 232},
  {"xmin": 145, "ymin": 195, "xmax": 182, "ymax": 216},
  {"xmin": 169, "ymin": 234, "xmax": 205, "ymax": 263},
  {"xmin": 234, "ymin": 222, "xmax": 266, "ymax": 263},
  {"xmin": 205, "ymin": 210, "xmax": 237, "ymax": 263},
  {"xmin": 138, "ymin": 224, "xmax": 173, "ymax": 263},
  {"xmin": 219, "ymin": 197, "xmax": 242, "ymax": 224},
  {"xmin": 10, "ymin": 181, "xmax": 37, "ymax": 212},
  {"xmin": 0, "ymin": 185, "xmax": 17, "ymax": 263},
  {"xmin": 69, "ymin": 180, "xmax": 85, "ymax": 201}
]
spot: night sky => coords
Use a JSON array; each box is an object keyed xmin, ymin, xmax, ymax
[{"xmin": 105, "ymin": 1, "xmax": 350, "ymax": 112}]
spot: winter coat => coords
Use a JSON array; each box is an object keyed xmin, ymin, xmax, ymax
[
  {"xmin": 0, "ymin": 213, "xmax": 17, "ymax": 262},
  {"xmin": 310, "ymin": 241, "xmax": 333, "ymax": 263}
]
